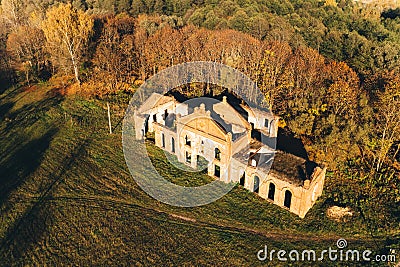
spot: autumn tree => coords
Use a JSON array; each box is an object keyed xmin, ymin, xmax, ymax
[
  {"xmin": 0, "ymin": 0, "xmax": 26, "ymax": 27},
  {"xmin": 41, "ymin": 3, "xmax": 93, "ymax": 85},
  {"xmin": 144, "ymin": 25, "xmax": 184, "ymax": 74},
  {"xmin": 134, "ymin": 14, "xmax": 183, "ymax": 81},
  {"xmin": 256, "ymin": 41, "xmax": 292, "ymax": 111},
  {"xmin": 92, "ymin": 15, "xmax": 136, "ymax": 93},
  {"xmin": 6, "ymin": 25, "xmax": 47, "ymax": 83},
  {"xmin": 283, "ymin": 46, "xmax": 327, "ymax": 124},
  {"xmin": 180, "ymin": 25, "xmax": 206, "ymax": 62},
  {"xmin": 325, "ymin": 61, "xmax": 360, "ymax": 118},
  {"xmin": 371, "ymin": 73, "xmax": 400, "ymax": 173},
  {"xmin": 0, "ymin": 14, "xmax": 12, "ymax": 84}
]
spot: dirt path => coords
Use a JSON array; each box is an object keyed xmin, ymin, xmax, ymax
[{"xmin": 24, "ymin": 194, "xmax": 382, "ymax": 244}]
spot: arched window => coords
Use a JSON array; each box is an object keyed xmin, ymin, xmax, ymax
[
  {"xmin": 144, "ymin": 117, "xmax": 149, "ymax": 134},
  {"xmin": 214, "ymin": 165, "xmax": 220, "ymax": 178},
  {"xmin": 284, "ymin": 190, "xmax": 292, "ymax": 209},
  {"xmin": 239, "ymin": 172, "xmax": 245, "ymax": 186},
  {"xmin": 268, "ymin": 183, "xmax": 275, "ymax": 201},
  {"xmin": 215, "ymin": 147, "xmax": 221, "ymax": 160},
  {"xmin": 253, "ymin": 176, "xmax": 260, "ymax": 194},
  {"xmin": 264, "ymin": 118, "xmax": 269, "ymax": 128},
  {"xmin": 171, "ymin": 137, "xmax": 175, "ymax": 153},
  {"xmin": 186, "ymin": 151, "xmax": 191, "ymax": 163},
  {"xmin": 161, "ymin": 133, "xmax": 165, "ymax": 148},
  {"xmin": 185, "ymin": 135, "xmax": 191, "ymax": 146}
]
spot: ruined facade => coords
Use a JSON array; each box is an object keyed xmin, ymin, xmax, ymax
[{"xmin": 134, "ymin": 93, "xmax": 326, "ymax": 218}]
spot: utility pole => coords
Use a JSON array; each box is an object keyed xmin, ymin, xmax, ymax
[{"xmin": 107, "ymin": 102, "xmax": 112, "ymax": 134}]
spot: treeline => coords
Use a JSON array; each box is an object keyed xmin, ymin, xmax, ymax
[
  {"xmin": 2, "ymin": 0, "xmax": 400, "ymax": 77},
  {"xmin": 0, "ymin": 2, "xmax": 398, "ymax": 227}
]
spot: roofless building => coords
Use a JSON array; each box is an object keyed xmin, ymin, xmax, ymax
[{"xmin": 134, "ymin": 93, "xmax": 326, "ymax": 218}]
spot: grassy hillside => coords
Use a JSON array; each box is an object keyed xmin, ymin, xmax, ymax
[{"xmin": 0, "ymin": 83, "xmax": 398, "ymax": 266}]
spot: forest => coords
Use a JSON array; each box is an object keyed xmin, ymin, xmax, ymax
[{"xmin": 0, "ymin": 0, "xmax": 399, "ymax": 232}]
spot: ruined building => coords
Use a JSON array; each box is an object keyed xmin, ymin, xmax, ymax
[{"xmin": 134, "ymin": 93, "xmax": 326, "ymax": 218}]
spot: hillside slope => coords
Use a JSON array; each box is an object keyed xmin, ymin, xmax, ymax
[{"xmin": 0, "ymin": 84, "xmax": 397, "ymax": 266}]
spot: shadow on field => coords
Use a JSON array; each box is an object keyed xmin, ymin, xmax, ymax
[
  {"xmin": 0, "ymin": 74, "xmax": 14, "ymax": 96},
  {"xmin": 0, "ymin": 86, "xmax": 94, "ymax": 262},
  {"xmin": 0, "ymin": 102, "xmax": 14, "ymax": 121},
  {"xmin": 0, "ymin": 86, "xmax": 67, "ymax": 264},
  {"xmin": 0, "ymin": 134, "xmax": 93, "ymax": 264},
  {"xmin": 2, "ymin": 88, "xmax": 62, "ymax": 133},
  {"xmin": 0, "ymin": 128, "xmax": 58, "ymax": 207},
  {"xmin": 0, "ymin": 88, "xmax": 64, "ymax": 207},
  {"xmin": 0, "ymin": 201, "xmax": 56, "ymax": 264}
]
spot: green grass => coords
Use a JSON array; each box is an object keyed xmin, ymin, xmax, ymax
[{"xmin": 0, "ymin": 84, "xmax": 398, "ymax": 266}]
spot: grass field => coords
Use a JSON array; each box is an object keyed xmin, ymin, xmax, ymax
[{"xmin": 0, "ymin": 83, "xmax": 398, "ymax": 266}]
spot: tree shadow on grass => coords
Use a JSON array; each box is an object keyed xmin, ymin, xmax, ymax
[
  {"xmin": 0, "ymin": 87, "xmax": 64, "ymax": 162},
  {"xmin": 0, "ymin": 200, "xmax": 57, "ymax": 265},
  {"xmin": 0, "ymin": 73, "xmax": 15, "ymax": 96},
  {"xmin": 0, "ymin": 86, "xmax": 64, "ymax": 207},
  {"xmin": 2, "ymin": 88, "xmax": 62, "ymax": 133},
  {"xmin": 0, "ymin": 134, "xmax": 94, "ymax": 264},
  {"xmin": 0, "ymin": 84, "xmax": 95, "ymax": 264},
  {"xmin": 0, "ymin": 126, "xmax": 58, "ymax": 264},
  {"xmin": 0, "ymin": 102, "xmax": 14, "ymax": 121},
  {"xmin": 0, "ymin": 128, "xmax": 58, "ymax": 207}
]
